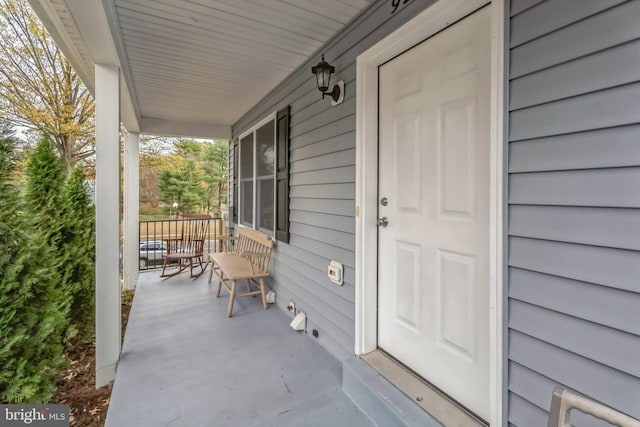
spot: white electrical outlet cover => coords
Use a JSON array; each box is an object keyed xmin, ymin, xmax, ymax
[{"xmin": 328, "ymin": 260, "xmax": 344, "ymax": 285}]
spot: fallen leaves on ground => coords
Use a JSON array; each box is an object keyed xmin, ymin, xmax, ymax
[{"xmin": 51, "ymin": 290, "xmax": 134, "ymax": 427}]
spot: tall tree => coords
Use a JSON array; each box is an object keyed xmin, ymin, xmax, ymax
[
  {"xmin": 173, "ymin": 138, "xmax": 228, "ymax": 214},
  {"xmin": 22, "ymin": 135, "xmax": 71, "ymax": 331},
  {"xmin": 174, "ymin": 139, "xmax": 203, "ymax": 160},
  {"xmin": 139, "ymin": 138, "xmax": 228, "ymax": 216},
  {"xmin": 61, "ymin": 165, "xmax": 95, "ymax": 339},
  {"xmin": 0, "ymin": 126, "xmax": 66, "ymax": 402},
  {"xmin": 157, "ymin": 160, "xmax": 205, "ymax": 216},
  {"xmin": 202, "ymin": 140, "xmax": 228, "ymax": 214},
  {"xmin": 0, "ymin": 0, "xmax": 95, "ymax": 173},
  {"xmin": 139, "ymin": 151, "xmax": 183, "ymax": 215}
]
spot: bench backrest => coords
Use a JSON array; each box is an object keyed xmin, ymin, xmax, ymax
[{"xmin": 236, "ymin": 227, "xmax": 274, "ymax": 273}]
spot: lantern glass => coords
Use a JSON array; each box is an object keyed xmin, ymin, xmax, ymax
[
  {"xmin": 315, "ymin": 71, "xmax": 329, "ymax": 93},
  {"xmin": 312, "ymin": 55, "xmax": 335, "ymax": 94}
]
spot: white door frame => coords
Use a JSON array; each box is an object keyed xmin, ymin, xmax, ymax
[{"xmin": 354, "ymin": 0, "xmax": 505, "ymax": 425}]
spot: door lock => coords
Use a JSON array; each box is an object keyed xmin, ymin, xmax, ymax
[
  {"xmin": 380, "ymin": 197, "xmax": 388, "ymax": 206},
  {"xmin": 377, "ymin": 217, "xmax": 389, "ymax": 227}
]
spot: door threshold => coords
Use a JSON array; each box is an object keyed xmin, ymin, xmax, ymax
[{"xmin": 362, "ymin": 350, "xmax": 488, "ymax": 427}]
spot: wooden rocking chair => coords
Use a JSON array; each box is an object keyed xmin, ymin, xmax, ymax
[{"xmin": 161, "ymin": 214, "xmax": 211, "ymax": 279}]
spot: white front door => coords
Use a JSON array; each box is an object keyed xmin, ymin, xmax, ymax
[{"xmin": 377, "ymin": 6, "xmax": 491, "ymax": 420}]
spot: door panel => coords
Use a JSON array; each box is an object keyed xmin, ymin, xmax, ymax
[
  {"xmin": 377, "ymin": 7, "xmax": 491, "ymax": 420},
  {"xmin": 395, "ymin": 115, "xmax": 422, "ymax": 213},
  {"xmin": 395, "ymin": 241, "xmax": 422, "ymax": 332},
  {"xmin": 439, "ymin": 97, "xmax": 476, "ymax": 219},
  {"xmin": 438, "ymin": 249, "xmax": 476, "ymax": 359}
]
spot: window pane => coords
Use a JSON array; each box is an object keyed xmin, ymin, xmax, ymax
[
  {"xmin": 256, "ymin": 121, "xmax": 274, "ymax": 231},
  {"xmin": 257, "ymin": 178, "xmax": 274, "ymax": 232},
  {"xmin": 240, "ymin": 134, "xmax": 253, "ymax": 179},
  {"xmin": 241, "ymin": 181, "xmax": 253, "ymax": 226},
  {"xmin": 240, "ymin": 134, "xmax": 254, "ymax": 225},
  {"xmin": 256, "ymin": 121, "xmax": 274, "ymax": 177}
]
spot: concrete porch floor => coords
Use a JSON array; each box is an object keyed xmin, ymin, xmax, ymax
[{"xmin": 105, "ymin": 270, "xmax": 374, "ymax": 427}]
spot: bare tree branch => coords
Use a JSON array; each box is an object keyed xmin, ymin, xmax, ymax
[{"xmin": 0, "ymin": 0, "xmax": 95, "ymax": 174}]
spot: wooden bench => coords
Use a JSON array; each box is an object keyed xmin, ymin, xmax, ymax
[{"xmin": 207, "ymin": 227, "xmax": 274, "ymax": 317}]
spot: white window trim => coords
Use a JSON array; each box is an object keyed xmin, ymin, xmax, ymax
[
  {"xmin": 238, "ymin": 111, "xmax": 278, "ymax": 235},
  {"xmin": 354, "ymin": 0, "xmax": 505, "ymax": 426}
]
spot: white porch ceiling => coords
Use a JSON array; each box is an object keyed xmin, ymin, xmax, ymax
[{"xmin": 28, "ymin": 0, "xmax": 375, "ymax": 138}]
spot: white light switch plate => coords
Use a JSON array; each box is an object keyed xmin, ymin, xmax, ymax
[{"xmin": 328, "ymin": 260, "xmax": 343, "ymax": 285}]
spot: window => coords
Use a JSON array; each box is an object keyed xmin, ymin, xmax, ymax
[
  {"xmin": 233, "ymin": 107, "xmax": 289, "ymax": 242},
  {"xmin": 256, "ymin": 120, "xmax": 275, "ymax": 231},
  {"xmin": 239, "ymin": 112, "xmax": 276, "ymax": 234}
]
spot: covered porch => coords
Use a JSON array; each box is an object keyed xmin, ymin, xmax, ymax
[
  {"xmin": 26, "ymin": 0, "xmax": 454, "ymax": 425},
  {"xmin": 25, "ymin": 0, "xmax": 384, "ymax": 388},
  {"xmin": 26, "ymin": 0, "xmax": 503, "ymax": 425},
  {"xmin": 106, "ymin": 271, "xmax": 374, "ymax": 427},
  {"xmin": 24, "ymin": 0, "xmax": 640, "ymax": 425}
]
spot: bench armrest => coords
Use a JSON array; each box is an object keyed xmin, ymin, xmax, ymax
[{"xmin": 240, "ymin": 251, "xmax": 269, "ymax": 274}]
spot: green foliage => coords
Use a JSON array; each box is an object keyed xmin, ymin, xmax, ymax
[
  {"xmin": 0, "ymin": 126, "xmax": 66, "ymax": 403},
  {"xmin": 20, "ymin": 134, "xmax": 70, "ymax": 339},
  {"xmin": 0, "ymin": 132, "xmax": 94, "ymax": 402},
  {"xmin": 61, "ymin": 166, "xmax": 95, "ymax": 339},
  {"xmin": 141, "ymin": 138, "xmax": 228, "ymax": 217},
  {"xmin": 0, "ymin": 0, "xmax": 98, "ymax": 403},
  {"xmin": 174, "ymin": 139, "xmax": 203, "ymax": 158},
  {"xmin": 22, "ymin": 134, "xmax": 64, "ymax": 240},
  {"xmin": 201, "ymin": 141, "xmax": 228, "ymax": 214},
  {"xmin": 157, "ymin": 160, "xmax": 205, "ymax": 215}
]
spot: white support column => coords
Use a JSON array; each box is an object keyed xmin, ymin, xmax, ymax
[
  {"xmin": 95, "ymin": 64, "xmax": 121, "ymax": 387},
  {"xmin": 123, "ymin": 132, "xmax": 139, "ymax": 290}
]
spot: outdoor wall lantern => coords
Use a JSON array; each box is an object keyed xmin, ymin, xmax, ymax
[{"xmin": 311, "ymin": 54, "xmax": 345, "ymax": 106}]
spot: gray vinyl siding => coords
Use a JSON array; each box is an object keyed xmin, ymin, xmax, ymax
[
  {"xmin": 231, "ymin": 0, "xmax": 435, "ymax": 361},
  {"xmin": 508, "ymin": 1, "xmax": 640, "ymax": 426}
]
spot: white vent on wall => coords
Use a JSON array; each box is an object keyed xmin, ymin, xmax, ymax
[{"xmin": 290, "ymin": 312, "xmax": 306, "ymax": 331}]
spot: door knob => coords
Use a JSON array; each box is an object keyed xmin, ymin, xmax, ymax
[{"xmin": 377, "ymin": 217, "xmax": 388, "ymax": 227}]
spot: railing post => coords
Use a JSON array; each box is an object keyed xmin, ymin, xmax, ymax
[{"xmin": 548, "ymin": 387, "xmax": 640, "ymax": 427}]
